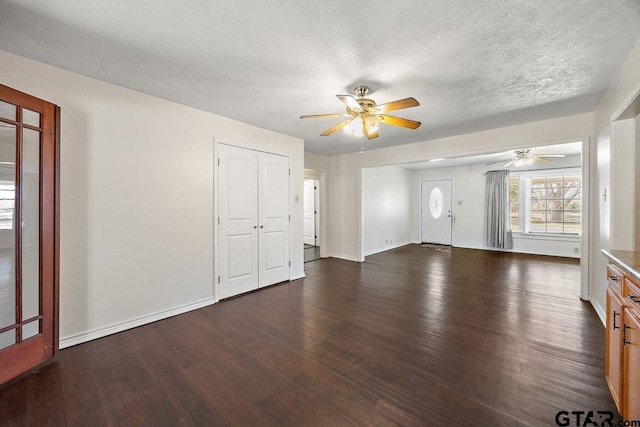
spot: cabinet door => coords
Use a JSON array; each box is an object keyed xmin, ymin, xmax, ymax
[
  {"xmin": 606, "ymin": 287, "xmax": 624, "ymax": 411},
  {"xmin": 623, "ymin": 308, "xmax": 640, "ymax": 420}
]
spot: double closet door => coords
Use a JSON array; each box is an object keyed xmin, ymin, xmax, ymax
[{"xmin": 217, "ymin": 144, "xmax": 290, "ymax": 299}]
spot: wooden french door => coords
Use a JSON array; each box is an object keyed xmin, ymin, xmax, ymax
[{"xmin": 0, "ymin": 84, "xmax": 59, "ymax": 385}]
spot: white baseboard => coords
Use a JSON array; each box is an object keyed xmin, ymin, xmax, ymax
[
  {"xmin": 451, "ymin": 243, "xmax": 580, "ymax": 258},
  {"xmin": 59, "ymin": 297, "xmax": 216, "ymax": 349},
  {"xmin": 329, "ymin": 253, "xmax": 360, "ymax": 262},
  {"xmin": 590, "ymin": 297, "xmax": 606, "ymax": 327},
  {"xmin": 364, "ymin": 240, "xmax": 412, "ymax": 257},
  {"xmin": 291, "ymin": 272, "xmax": 306, "ymax": 280}
]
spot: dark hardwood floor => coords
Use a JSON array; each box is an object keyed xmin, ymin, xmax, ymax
[{"xmin": 0, "ymin": 245, "xmax": 618, "ymax": 426}]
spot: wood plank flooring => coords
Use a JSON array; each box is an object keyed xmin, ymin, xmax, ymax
[{"xmin": 0, "ymin": 245, "xmax": 619, "ymax": 426}]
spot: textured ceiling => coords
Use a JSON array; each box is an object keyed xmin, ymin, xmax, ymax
[{"xmin": 0, "ymin": 1, "xmax": 638, "ymax": 156}]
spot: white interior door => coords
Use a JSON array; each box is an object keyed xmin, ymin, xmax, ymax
[
  {"xmin": 421, "ymin": 179, "xmax": 452, "ymax": 245},
  {"xmin": 258, "ymin": 152, "xmax": 290, "ymax": 287},
  {"xmin": 303, "ymin": 179, "xmax": 315, "ymax": 246},
  {"xmin": 217, "ymin": 144, "xmax": 259, "ymax": 299}
]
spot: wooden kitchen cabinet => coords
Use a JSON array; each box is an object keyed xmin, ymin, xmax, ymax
[
  {"xmin": 603, "ymin": 251, "xmax": 640, "ymax": 421},
  {"xmin": 623, "ymin": 301, "xmax": 640, "ymax": 419},
  {"xmin": 606, "ymin": 287, "xmax": 623, "ymax": 409}
]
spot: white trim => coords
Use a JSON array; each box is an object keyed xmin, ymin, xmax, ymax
[
  {"xmin": 512, "ymin": 232, "xmax": 581, "ymax": 242},
  {"xmin": 590, "ymin": 297, "xmax": 606, "ymax": 327},
  {"xmin": 448, "ymin": 243, "xmax": 581, "ymax": 259},
  {"xmin": 611, "ymin": 80, "xmax": 640, "ymax": 122},
  {"xmin": 364, "ymin": 241, "xmax": 412, "ymax": 257},
  {"xmin": 291, "ymin": 272, "xmax": 306, "ymax": 280},
  {"xmin": 330, "ymin": 253, "xmax": 361, "ymax": 262},
  {"xmin": 302, "ymin": 167, "xmax": 327, "ymax": 259},
  {"xmin": 59, "ymin": 297, "xmax": 216, "ymax": 349}
]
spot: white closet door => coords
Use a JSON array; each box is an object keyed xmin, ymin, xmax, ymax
[
  {"xmin": 217, "ymin": 144, "xmax": 259, "ymax": 299},
  {"xmin": 258, "ymin": 152, "xmax": 290, "ymax": 287},
  {"xmin": 303, "ymin": 179, "xmax": 316, "ymax": 246}
]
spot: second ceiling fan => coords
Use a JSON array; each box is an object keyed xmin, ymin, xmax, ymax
[
  {"xmin": 488, "ymin": 149, "xmax": 566, "ymax": 168},
  {"xmin": 300, "ymin": 85, "xmax": 421, "ymax": 139}
]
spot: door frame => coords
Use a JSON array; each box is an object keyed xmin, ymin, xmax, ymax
[
  {"xmin": 303, "ymin": 178, "xmax": 316, "ymax": 246},
  {"xmin": 420, "ymin": 179, "xmax": 454, "ymax": 246},
  {"xmin": 303, "ymin": 168, "xmax": 327, "ymax": 258},
  {"xmin": 213, "ymin": 139, "xmax": 292, "ymax": 302}
]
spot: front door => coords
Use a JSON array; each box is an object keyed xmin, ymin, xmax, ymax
[
  {"xmin": 0, "ymin": 84, "xmax": 59, "ymax": 384},
  {"xmin": 421, "ymin": 179, "xmax": 452, "ymax": 245}
]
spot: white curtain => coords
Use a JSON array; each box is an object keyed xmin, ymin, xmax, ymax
[{"xmin": 485, "ymin": 170, "xmax": 513, "ymax": 249}]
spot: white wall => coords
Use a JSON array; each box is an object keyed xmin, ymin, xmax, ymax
[
  {"xmin": 0, "ymin": 50, "xmax": 305, "ymax": 347},
  {"xmin": 408, "ymin": 155, "xmax": 582, "ymax": 258},
  {"xmin": 362, "ymin": 165, "xmax": 411, "ymax": 256},
  {"xmin": 590, "ymin": 40, "xmax": 640, "ymax": 322},
  {"xmin": 328, "ymin": 113, "xmax": 593, "ymax": 262}
]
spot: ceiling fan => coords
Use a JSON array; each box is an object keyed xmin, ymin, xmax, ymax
[
  {"xmin": 300, "ymin": 85, "xmax": 421, "ymax": 139},
  {"xmin": 488, "ymin": 149, "xmax": 566, "ymax": 168}
]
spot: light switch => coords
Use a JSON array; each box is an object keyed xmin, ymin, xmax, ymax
[
  {"xmin": 295, "ymin": 195, "xmax": 299, "ymax": 203},
  {"xmin": 457, "ymin": 201, "xmax": 463, "ymax": 205}
]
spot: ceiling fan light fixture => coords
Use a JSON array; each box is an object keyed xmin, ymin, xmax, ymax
[
  {"xmin": 364, "ymin": 116, "xmax": 379, "ymax": 132},
  {"xmin": 513, "ymin": 157, "xmax": 534, "ymax": 167},
  {"xmin": 344, "ymin": 116, "xmax": 364, "ymax": 137}
]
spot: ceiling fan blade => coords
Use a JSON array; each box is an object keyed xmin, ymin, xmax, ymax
[
  {"xmin": 364, "ymin": 124, "xmax": 379, "ymax": 140},
  {"xmin": 487, "ymin": 159, "xmax": 512, "ymax": 166},
  {"xmin": 378, "ymin": 115, "xmax": 421, "ymax": 129},
  {"xmin": 320, "ymin": 119, "xmax": 353, "ymax": 136},
  {"xmin": 300, "ymin": 113, "xmax": 349, "ymax": 119},
  {"xmin": 502, "ymin": 160, "xmax": 516, "ymax": 168},
  {"xmin": 374, "ymin": 97, "xmax": 420, "ymax": 113},
  {"xmin": 336, "ymin": 95, "xmax": 363, "ymax": 112},
  {"xmin": 535, "ymin": 154, "xmax": 566, "ymax": 158},
  {"xmin": 533, "ymin": 157, "xmax": 550, "ymax": 163}
]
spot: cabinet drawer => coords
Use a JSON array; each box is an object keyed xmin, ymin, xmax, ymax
[
  {"xmin": 624, "ymin": 275, "xmax": 640, "ymax": 312},
  {"xmin": 608, "ymin": 264, "xmax": 624, "ymax": 296}
]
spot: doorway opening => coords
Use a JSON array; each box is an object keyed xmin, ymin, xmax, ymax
[{"xmin": 304, "ymin": 169, "xmax": 322, "ymax": 262}]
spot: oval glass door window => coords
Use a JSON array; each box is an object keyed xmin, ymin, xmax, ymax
[{"xmin": 429, "ymin": 188, "xmax": 443, "ymax": 219}]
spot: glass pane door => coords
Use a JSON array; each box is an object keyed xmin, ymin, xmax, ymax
[{"xmin": 0, "ymin": 84, "xmax": 58, "ymax": 385}]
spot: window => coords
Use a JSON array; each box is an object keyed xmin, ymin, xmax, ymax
[
  {"xmin": 529, "ymin": 176, "xmax": 581, "ymax": 234},
  {"xmin": 509, "ymin": 177, "xmax": 519, "ymax": 231},
  {"xmin": 510, "ymin": 173, "xmax": 581, "ymax": 235}
]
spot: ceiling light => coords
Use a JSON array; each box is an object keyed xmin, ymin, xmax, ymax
[
  {"xmin": 429, "ymin": 158, "xmax": 445, "ymax": 162},
  {"xmin": 343, "ymin": 116, "xmax": 364, "ymax": 137},
  {"xmin": 513, "ymin": 157, "xmax": 535, "ymax": 167}
]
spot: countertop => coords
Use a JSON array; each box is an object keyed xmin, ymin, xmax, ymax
[{"xmin": 602, "ymin": 249, "xmax": 640, "ymax": 281}]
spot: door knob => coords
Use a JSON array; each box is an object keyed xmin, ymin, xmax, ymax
[
  {"xmin": 253, "ymin": 226, "xmax": 257, "ymax": 229},
  {"xmin": 260, "ymin": 225, "xmax": 264, "ymax": 229}
]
